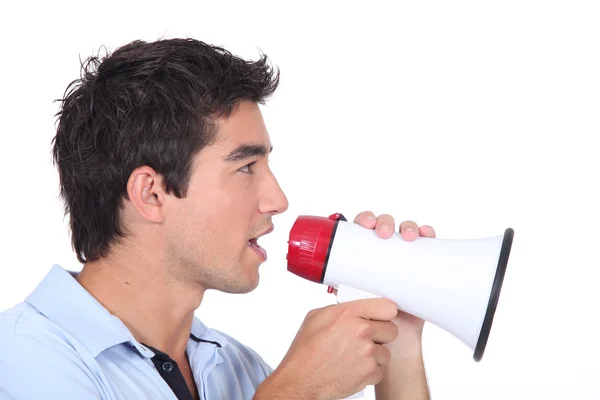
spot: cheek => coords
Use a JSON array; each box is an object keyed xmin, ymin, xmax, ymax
[
  {"xmin": 215, "ymin": 178, "xmax": 258, "ymax": 213},
  {"xmin": 185, "ymin": 175, "xmax": 257, "ymax": 239},
  {"xmin": 191, "ymin": 194, "xmax": 247, "ymax": 243}
]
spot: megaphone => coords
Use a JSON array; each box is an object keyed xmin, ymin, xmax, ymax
[{"xmin": 286, "ymin": 213, "xmax": 514, "ymax": 362}]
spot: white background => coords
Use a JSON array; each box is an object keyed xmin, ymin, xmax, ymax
[{"xmin": 1, "ymin": 1, "xmax": 599, "ymax": 399}]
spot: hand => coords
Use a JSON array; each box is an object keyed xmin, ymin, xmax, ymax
[
  {"xmin": 255, "ymin": 297, "xmax": 400, "ymax": 400},
  {"xmin": 351, "ymin": 211, "xmax": 437, "ymax": 351}
]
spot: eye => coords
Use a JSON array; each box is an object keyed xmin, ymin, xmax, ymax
[{"xmin": 239, "ymin": 161, "xmax": 257, "ymax": 174}]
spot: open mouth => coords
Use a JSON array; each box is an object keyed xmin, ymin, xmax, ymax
[
  {"xmin": 247, "ymin": 226, "xmax": 273, "ymax": 261},
  {"xmin": 247, "ymin": 237, "xmax": 267, "ymax": 261}
]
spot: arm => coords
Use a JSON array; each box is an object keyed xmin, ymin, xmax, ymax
[
  {"xmin": 374, "ymin": 337, "xmax": 429, "ymax": 400},
  {"xmin": 253, "ymin": 367, "xmax": 312, "ymax": 400}
]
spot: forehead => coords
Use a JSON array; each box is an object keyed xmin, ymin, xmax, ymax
[{"xmin": 212, "ymin": 101, "xmax": 271, "ymax": 150}]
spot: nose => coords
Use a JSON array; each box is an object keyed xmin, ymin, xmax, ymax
[{"xmin": 259, "ymin": 171, "xmax": 289, "ymax": 216}]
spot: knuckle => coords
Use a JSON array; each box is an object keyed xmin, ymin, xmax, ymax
[
  {"xmin": 380, "ymin": 346, "xmax": 391, "ymax": 364},
  {"xmin": 364, "ymin": 357, "xmax": 379, "ymax": 374},
  {"xmin": 363, "ymin": 342, "xmax": 376, "ymax": 358},
  {"xmin": 356, "ymin": 321, "xmax": 371, "ymax": 337},
  {"xmin": 305, "ymin": 308, "xmax": 320, "ymax": 320},
  {"xmin": 336, "ymin": 304, "xmax": 353, "ymax": 320},
  {"xmin": 366, "ymin": 366, "xmax": 384, "ymax": 385},
  {"xmin": 332, "ymin": 305, "xmax": 354, "ymax": 326}
]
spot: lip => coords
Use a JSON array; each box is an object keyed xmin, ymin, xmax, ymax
[{"xmin": 253, "ymin": 225, "xmax": 274, "ymax": 240}]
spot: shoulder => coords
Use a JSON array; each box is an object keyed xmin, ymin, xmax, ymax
[
  {"xmin": 0, "ymin": 303, "xmax": 102, "ymax": 399},
  {"xmin": 0, "ymin": 302, "xmax": 78, "ymax": 354}
]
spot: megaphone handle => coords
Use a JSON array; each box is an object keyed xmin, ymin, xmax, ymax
[
  {"xmin": 345, "ymin": 390, "xmax": 366, "ymax": 398},
  {"xmin": 335, "ymin": 284, "xmax": 381, "ymax": 304},
  {"xmin": 334, "ymin": 285, "xmax": 380, "ymax": 399}
]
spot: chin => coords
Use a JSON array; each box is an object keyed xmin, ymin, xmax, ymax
[
  {"xmin": 224, "ymin": 267, "xmax": 261, "ymax": 294},
  {"xmin": 241, "ymin": 270, "xmax": 261, "ymax": 293},
  {"xmin": 225, "ymin": 280, "xmax": 259, "ymax": 294}
]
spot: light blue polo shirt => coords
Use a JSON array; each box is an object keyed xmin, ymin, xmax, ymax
[{"xmin": 0, "ymin": 265, "xmax": 273, "ymax": 400}]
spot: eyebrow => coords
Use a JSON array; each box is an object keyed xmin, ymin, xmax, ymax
[{"xmin": 224, "ymin": 144, "xmax": 273, "ymax": 162}]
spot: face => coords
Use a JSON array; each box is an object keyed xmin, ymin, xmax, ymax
[{"xmin": 164, "ymin": 101, "xmax": 289, "ymax": 293}]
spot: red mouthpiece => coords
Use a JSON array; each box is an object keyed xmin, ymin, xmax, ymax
[{"xmin": 286, "ymin": 213, "xmax": 346, "ymax": 283}]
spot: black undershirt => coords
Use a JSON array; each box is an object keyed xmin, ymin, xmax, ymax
[{"xmin": 142, "ymin": 334, "xmax": 222, "ymax": 400}]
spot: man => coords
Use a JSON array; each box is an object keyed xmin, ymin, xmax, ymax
[{"xmin": 0, "ymin": 38, "xmax": 434, "ymax": 400}]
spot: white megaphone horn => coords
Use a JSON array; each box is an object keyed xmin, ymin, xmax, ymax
[{"xmin": 286, "ymin": 213, "xmax": 514, "ymax": 362}]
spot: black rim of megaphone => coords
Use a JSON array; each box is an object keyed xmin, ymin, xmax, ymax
[{"xmin": 473, "ymin": 227, "xmax": 514, "ymax": 362}]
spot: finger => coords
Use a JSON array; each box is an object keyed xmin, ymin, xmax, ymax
[
  {"xmin": 419, "ymin": 225, "xmax": 436, "ymax": 238},
  {"xmin": 344, "ymin": 297, "xmax": 398, "ymax": 321},
  {"xmin": 365, "ymin": 320, "xmax": 399, "ymax": 345},
  {"xmin": 375, "ymin": 214, "xmax": 395, "ymax": 238},
  {"xmin": 399, "ymin": 220, "xmax": 419, "ymax": 241},
  {"xmin": 372, "ymin": 343, "xmax": 392, "ymax": 366},
  {"xmin": 353, "ymin": 211, "xmax": 377, "ymax": 229},
  {"xmin": 364, "ymin": 366, "xmax": 384, "ymax": 386}
]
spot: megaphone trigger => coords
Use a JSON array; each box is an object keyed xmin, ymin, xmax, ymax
[{"xmin": 328, "ymin": 213, "xmax": 347, "ymax": 222}]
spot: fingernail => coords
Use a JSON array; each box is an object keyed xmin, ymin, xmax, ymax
[
  {"xmin": 366, "ymin": 216, "xmax": 376, "ymax": 222},
  {"xmin": 405, "ymin": 228, "xmax": 415, "ymax": 233},
  {"xmin": 380, "ymin": 224, "xmax": 392, "ymax": 231}
]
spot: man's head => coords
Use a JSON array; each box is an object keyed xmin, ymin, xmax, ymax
[{"xmin": 52, "ymin": 38, "xmax": 288, "ymax": 293}]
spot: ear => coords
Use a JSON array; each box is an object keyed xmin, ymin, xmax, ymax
[{"xmin": 126, "ymin": 166, "xmax": 167, "ymax": 223}]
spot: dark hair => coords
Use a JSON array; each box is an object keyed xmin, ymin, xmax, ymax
[{"xmin": 51, "ymin": 38, "xmax": 280, "ymax": 264}]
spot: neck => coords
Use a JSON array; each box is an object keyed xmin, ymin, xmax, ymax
[{"xmin": 76, "ymin": 242, "xmax": 204, "ymax": 359}]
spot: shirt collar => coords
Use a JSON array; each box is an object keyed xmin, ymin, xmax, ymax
[
  {"xmin": 25, "ymin": 265, "xmax": 136, "ymax": 358},
  {"xmin": 25, "ymin": 265, "xmax": 230, "ymax": 360},
  {"xmin": 190, "ymin": 317, "xmax": 227, "ymax": 347},
  {"xmin": 188, "ymin": 315, "xmax": 226, "ymax": 367}
]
